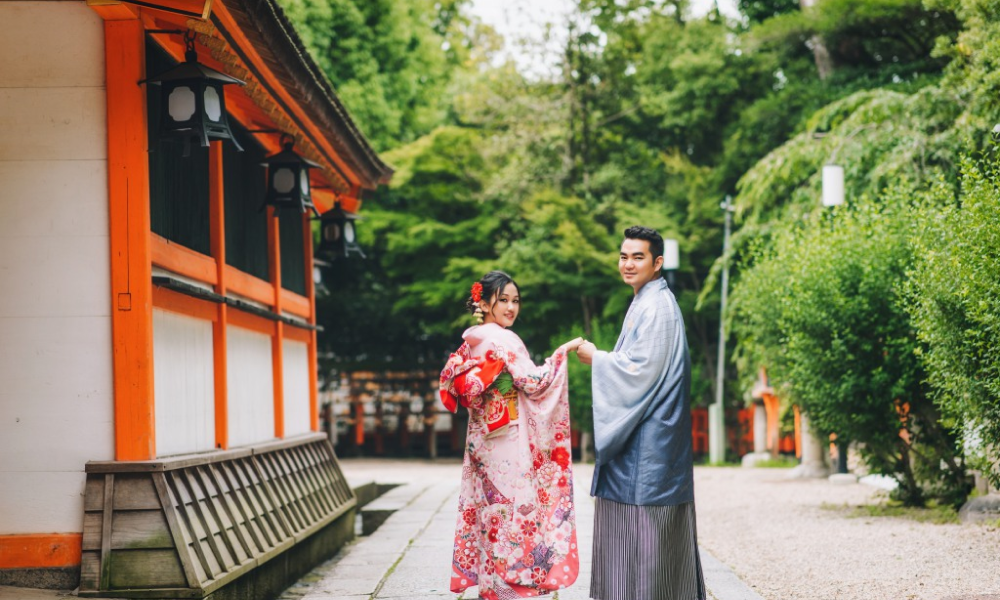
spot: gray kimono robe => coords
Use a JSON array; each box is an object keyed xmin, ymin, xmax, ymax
[{"xmin": 590, "ymin": 276, "xmax": 694, "ymax": 506}]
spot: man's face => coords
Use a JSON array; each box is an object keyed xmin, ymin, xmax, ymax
[{"xmin": 619, "ymin": 238, "xmax": 663, "ymax": 293}]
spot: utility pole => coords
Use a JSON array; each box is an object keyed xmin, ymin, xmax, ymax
[{"xmin": 710, "ymin": 196, "xmax": 734, "ymax": 464}]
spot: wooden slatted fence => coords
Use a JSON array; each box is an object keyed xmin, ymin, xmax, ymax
[{"xmin": 79, "ymin": 433, "xmax": 355, "ymax": 598}]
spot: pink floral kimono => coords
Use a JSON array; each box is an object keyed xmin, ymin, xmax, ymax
[{"xmin": 440, "ymin": 323, "xmax": 579, "ymax": 600}]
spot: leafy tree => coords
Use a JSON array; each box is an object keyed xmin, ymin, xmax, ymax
[
  {"xmin": 730, "ymin": 198, "xmax": 969, "ymax": 506},
  {"xmin": 279, "ymin": 0, "xmax": 464, "ymax": 149},
  {"xmin": 739, "ymin": 0, "xmax": 800, "ymax": 24},
  {"xmin": 907, "ymin": 157, "xmax": 1000, "ymax": 489},
  {"xmin": 750, "ymin": 0, "xmax": 960, "ymax": 76}
]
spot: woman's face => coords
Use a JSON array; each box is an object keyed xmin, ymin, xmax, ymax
[{"xmin": 480, "ymin": 282, "xmax": 520, "ymax": 328}]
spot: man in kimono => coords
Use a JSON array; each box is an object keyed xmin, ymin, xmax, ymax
[{"xmin": 577, "ymin": 225, "xmax": 706, "ymax": 600}]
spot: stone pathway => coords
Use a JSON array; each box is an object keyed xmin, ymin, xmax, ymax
[{"xmin": 280, "ymin": 458, "xmax": 761, "ymax": 600}]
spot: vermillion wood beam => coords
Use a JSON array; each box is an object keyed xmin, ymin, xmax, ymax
[
  {"xmin": 268, "ymin": 208, "xmax": 285, "ymax": 439},
  {"xmin": 209, "ymin": 142, "xmax": 230, "ymax": 449},
  {"xmin": 105, "ymin": 18, "xmax": 156, "ymax": 460}
]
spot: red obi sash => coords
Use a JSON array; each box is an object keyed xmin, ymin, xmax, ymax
[{"xmin": 440, "ymin": 343, "xmax": 517, "ymax": 433}]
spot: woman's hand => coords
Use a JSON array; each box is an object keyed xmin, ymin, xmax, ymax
[{"xmin": 559, "ymin": 337, "xmax": 585, "ymax": 353}]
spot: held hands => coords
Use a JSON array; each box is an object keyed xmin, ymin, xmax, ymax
[
  {"xmin": 559, "ymin": 337, "xmax": 585, "ymax": 354},
  {"xmin": 577, "ymin": 341, "xmax": 597, "ymax": 365},
  {"xmin": 558, "ymin": 337, "xmax": 597, "ymax": 365}
]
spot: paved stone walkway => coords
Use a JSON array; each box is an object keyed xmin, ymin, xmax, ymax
[
  {"xmin": 0, "ymin": 458, "xmax": 762, "ymax": 600},
  {"xmin": 280, "ymin": 458, "xmax": 761, "ymax": 600}
]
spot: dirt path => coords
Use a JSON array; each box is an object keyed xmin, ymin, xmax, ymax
[{"xmin": 694, "ymin": 466, "xmax": 1000, "ymax": 600}]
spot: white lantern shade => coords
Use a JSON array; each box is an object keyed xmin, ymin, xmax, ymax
[
  {"xmin": 662, "ymin": 238, "xmax": 680, "ymax": 271},
  {"xmin": 203, "ymin": 86, "xmax": 222, "ymax": 122},
  {"xmin": 300, "ymin": 172, "xmax": 310, "ymax": 195},
  {"xmin": 273, "ymin": 168, "xmax": 295, "ymax": 194},
  {"xmin": 167, "ymin": 86, "xmax": 197, "ymax": 122},
  {"xmin": 344, "ymin": 221, "xmax": 356, "ymax": 244},
  {"xmin": 324, "ymin": 222, "xmax": 341, "ymax": 242},
  {"xmin": 822, "ymin": 164, "xmax": 845, "ymax": 207}
]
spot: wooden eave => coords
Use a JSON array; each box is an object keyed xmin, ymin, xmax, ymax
[
  {"xmin": 212, "ymin": 0, "xmax": 392, "ymax": 190},
  {"xmin": 93, "ymin": 0, "xmax": 391, "ymax": 210}
]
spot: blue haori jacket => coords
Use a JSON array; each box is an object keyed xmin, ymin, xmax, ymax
[{"xmin": 590, "ymin": 277, "xmax": 695, "ymax": 506}]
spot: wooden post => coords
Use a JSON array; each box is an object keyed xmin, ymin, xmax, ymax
[
  {"xmin": 374, "ymin": 398, "xmax": 384, "ymax": 456},
  {"xmin": 105, "ymin": 18, "xmax": 155, "ymax": 460},
  {"xmin": 398, "ymin": 396, "xmax": 411, "ymax": 456},
  {"xmin": 424, "ymin": 393, "xmax": 437, "ymax": 459},
  {"xmin": 267, "ymin": 207, "xmax": 284, "ymax": 439},
  {"xmin": 209, "ymin": 142, "xmax": 229, "ymax": 450}
]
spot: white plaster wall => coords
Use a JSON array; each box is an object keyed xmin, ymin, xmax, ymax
[
  {"xmin": 282, "ymin": 339, "xmax": 312, "ymax": 437},
  {"xmin": 153, "ymin": 310, "xmax": 216, "ymax": 457},
  {"xmin": 226, "ymin": 326, "xmax": 276, "ymax": 447},
  {"xmin": 0, "ymin": 1, "xmax": 111, "ymax": 534}
]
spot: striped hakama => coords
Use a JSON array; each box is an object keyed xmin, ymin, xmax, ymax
[{"xmin": 590, "ymin": 497, "xmax": 706, "ymax": 600}]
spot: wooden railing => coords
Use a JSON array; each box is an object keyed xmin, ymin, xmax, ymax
[{"xmin": 79, "ymin": 433, "xmax": 354, "ymax": 598}]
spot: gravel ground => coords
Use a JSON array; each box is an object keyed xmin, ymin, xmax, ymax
[{"xmin": 694, "ymin": 466, "xmax": 1000, "ymax": 600}]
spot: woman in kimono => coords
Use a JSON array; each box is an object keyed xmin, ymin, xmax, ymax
[{"xmin": 440, "ymin": 270, "xmax": 583, "ymax": 600}]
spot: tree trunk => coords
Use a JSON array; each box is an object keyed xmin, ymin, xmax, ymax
[{"xmin": 799, "ymin": 0, "xmax": 834, "ymax": 80}]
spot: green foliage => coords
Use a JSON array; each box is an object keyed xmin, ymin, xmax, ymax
[
  {"xmin": 634, "ymin": 15, "xmax": 774, "ymax": 164},
  {"xmin": 820, "ymin": 500, "xmax": 961, "ymax": 524},
  {"xmin": 753, "ymin": 456, "xmax": 799, "ymax": 468},
  {"xmin": 738, "ymin": 0, "xmax": 800, "ymax": 24},
  {"xmin": 907, "ymin": 156, "xmax": 1000, "ymax": 488},
  {"xmin": 751, "ymin": 0, "xmax": 960, "ymax": 71},
  {"xmin": 552, "ymin": 320, "xmax": 620, "ymax": 432},
  {"xmin": 734, "ymin": 86, "xmax": 962, "ymax": 230},
  {"xmin": 730, "ymin": 197, "xmax": 968, "ymax": 506},
  {"xmin": 278, "ymin": 0, "xmax": 464, "ymax": 149}
]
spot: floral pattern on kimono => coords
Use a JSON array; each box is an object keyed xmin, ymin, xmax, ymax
[{"xmin": 440, "ymin": 323, "xmax": 579, "ymax": 600}]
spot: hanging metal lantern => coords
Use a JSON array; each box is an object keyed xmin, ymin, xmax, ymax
[
  {"xmin": 318, "ymin": 202, "xmax": 365, "ymax": 259},
  {"xmin": 261, "ymin": 135, "xmax": 321, "ymax": 216},
  {"xmin": 143, "ymin": 31, "xmax": 245, "ymax": 156}
]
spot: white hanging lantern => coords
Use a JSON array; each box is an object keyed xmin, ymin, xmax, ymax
[{"xmin": 822, "ymin": 164, "xmax": 845, "ymax": 207}]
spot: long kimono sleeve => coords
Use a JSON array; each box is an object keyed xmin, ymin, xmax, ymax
[
  {"xmin": 591, "ymin": 303, "xmax": 676, "ymax": 464},
  {"xmin": 495, "ymin": 330, "xmax": 568, "ymax": 399}
]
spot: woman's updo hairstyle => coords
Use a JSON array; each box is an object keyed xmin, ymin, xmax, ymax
[{"xmin": 465, "ymin": 270, "xmax": 519, "ymax": 316}]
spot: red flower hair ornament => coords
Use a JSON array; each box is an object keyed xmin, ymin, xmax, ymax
[{"xmin": 471, "ymin": 282, "xmax": 483, "ymax": 303}]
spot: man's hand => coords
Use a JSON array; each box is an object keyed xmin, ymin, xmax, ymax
[{"xmin": 577, "ymin": 341, "xmax": 597, "ymax": 365}]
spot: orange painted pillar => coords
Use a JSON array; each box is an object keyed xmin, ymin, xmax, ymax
[
  {"xmin": 355, "ymin": 401, "xmax": 365, "ymax": 446},
  {"xmin": 209, "ymin": 142, "xmax": 229, "ymax": 449},
  {"xmin": 793, "ymin": 404, "xmax": 802, "ymax": 459},
  {"xmin": 267, "ymin": 207, "xmax": 285, "ymax": 438},
  {"xmin": 105, "ymin": 18, "xmax": 155, "ymax": 461},
  {"xmin": 762, "ymin": 393, "xmax": 780, "ymax": 457}
]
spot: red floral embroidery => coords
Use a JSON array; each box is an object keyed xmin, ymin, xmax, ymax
[
  {"xmin": 551, "ymin": 447, "xmax": 570, "ymax": 470},
  {"xmin": 520, "ymin": 521, "xmax": 538, "ymax": 536},
  {"xmin": 532, "ymin": 452, "xmax": 545, "ymax": 470}
]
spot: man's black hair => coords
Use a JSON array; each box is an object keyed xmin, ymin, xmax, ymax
[{"xmin": 623, "ymin": 225, "xmax": 664, "ymax": 260}]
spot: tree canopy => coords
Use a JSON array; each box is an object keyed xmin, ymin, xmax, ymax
[{"xmin": 282, "ymin": 0, "xmax": 1000, "ymax": 499}]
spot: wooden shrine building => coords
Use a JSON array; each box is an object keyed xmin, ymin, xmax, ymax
[{"xmin": 0, "ymin": 0, "xmax": 391, "ymax": 596}]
